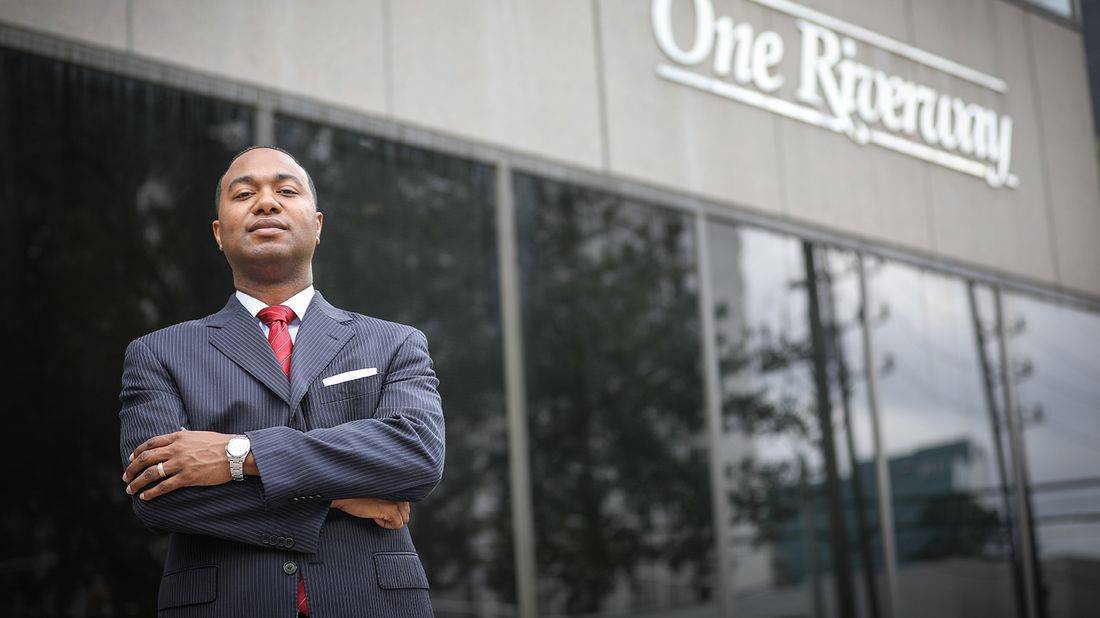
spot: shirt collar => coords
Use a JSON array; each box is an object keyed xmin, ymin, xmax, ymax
[{"xmin": 235, "ymin": 285, "xmax": 316, "ymax": 322}]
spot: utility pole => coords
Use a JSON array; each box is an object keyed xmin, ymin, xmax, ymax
[
  {"xmin": 967, "ymin": 282, "xmax": 1027, "ymax": 616},
  {"xmin": 802, "ymin": 242, "xmax": 856, "ymax": 618}
]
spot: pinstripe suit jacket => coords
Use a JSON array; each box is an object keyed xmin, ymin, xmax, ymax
[{"xmin": 119, "ymin": 292, "xmax": 444, "ymax": 617}]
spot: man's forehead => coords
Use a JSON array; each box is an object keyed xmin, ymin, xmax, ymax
[{"xmin": 222, "ymin": 148, "xmax": 307, "ymax": 185}]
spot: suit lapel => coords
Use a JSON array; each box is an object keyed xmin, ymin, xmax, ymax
[
  {"xmin": 206, "ymin": 295, "xmax": 291, "ymax": 404},
  {"xmin": 289, "ymin": 292, "xmax": 355, "ymax": 410}
]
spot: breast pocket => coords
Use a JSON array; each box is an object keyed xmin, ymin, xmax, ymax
[{"xmin": 317, "ymin": 370, "xmax": 383, "ymax": 404}]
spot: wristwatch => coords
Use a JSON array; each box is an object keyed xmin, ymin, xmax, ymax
[{"xmin": 226, "ymin": 435, "xmax": 251, "ymax": 482}]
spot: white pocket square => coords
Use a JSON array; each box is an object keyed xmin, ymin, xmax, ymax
[{"xmin": 322, "ymin": 367, "xmax": 378, "ymax": 387}]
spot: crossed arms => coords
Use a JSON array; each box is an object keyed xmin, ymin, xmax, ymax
[{"xmin": 118, "ymin": 330, "xmax": 445, "ymax": 554}]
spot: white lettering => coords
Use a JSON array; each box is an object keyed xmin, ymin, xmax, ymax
[
  {"xmin": 653, "ymin": 0, "xmax": 1016, "ymax": 189},
  {"xmin": 796, "ymin": 20, "xmax": 837, "ymax": 107},
  {"xmin": 878, "ymin": 75, "xmax": 907, "ymax": 133},
  {"xmin": 713, "ymin": 17, "xmax": 753, "ymax": 82},
  {"xmin": 652, "ymin": 0, "xmax": 715, "ymax": 65},
  {"xmin": 987, "ymin": 115, "xmax": 1014, "ymax": 188},
  {"xmin": 752, "ymin": 31, "xmax": 785, "ymax": 92}
]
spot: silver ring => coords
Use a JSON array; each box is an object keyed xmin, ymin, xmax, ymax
[{"xmin": 157, "ymin": 462, "xmax": 167, "ymax": 479}]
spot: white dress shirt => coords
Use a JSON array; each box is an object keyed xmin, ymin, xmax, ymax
[{"xmin": 235, "ymin": 285, "xmax": 316, "ymax": 344}]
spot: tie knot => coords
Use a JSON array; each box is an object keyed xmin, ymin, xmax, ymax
[{"xmin": 257, "ymin": 305, "xmax": 296, "ymax": 326}]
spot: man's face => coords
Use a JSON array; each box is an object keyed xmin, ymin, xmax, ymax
[{"xmin": 212, "ymin": 148, "xmax": 322, "ymax": 273}]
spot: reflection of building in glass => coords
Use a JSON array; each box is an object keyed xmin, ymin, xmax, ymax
[{"xmin": 771, "ymin": 440, "xmax": 998, "ymax": 584}]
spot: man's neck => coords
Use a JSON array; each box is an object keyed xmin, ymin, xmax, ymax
[{"xmin": 234, "ymin": 275, "xmax": 313, "ymax": 306}]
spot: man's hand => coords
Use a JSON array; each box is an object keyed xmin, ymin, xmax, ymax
[
  {"xmin": 123, "ymin": 429, "xmax": 242, "ymax": 500},
  {"xmin": 331, "ymin": 498, "xmax": 411, "ymax": 530}
]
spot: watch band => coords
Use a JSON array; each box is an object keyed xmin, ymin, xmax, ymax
[{"xmin": 229, "ymin": 456, "xmax": 245, "ymax": 482}]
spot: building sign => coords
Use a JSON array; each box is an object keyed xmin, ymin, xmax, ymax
[{"xmin": 652, "ymin": 0, "xmax": 1018, "ymax": 189}]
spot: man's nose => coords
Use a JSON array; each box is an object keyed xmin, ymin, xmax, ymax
[{"xmin": 253, "ymin": 189, "xmax": 283, "ymax": 214}]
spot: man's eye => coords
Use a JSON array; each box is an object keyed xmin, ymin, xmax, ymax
[
  {"xmin": 279, "ymin": 188, "xmax": 298, "ymax": 195},
  {"xmin": 234, "ymin": 191, "xmax": 253, "ymax": 199}
]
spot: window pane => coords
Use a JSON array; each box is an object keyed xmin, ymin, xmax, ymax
[
  {"xmin": 869, "ymin": 263, "xmax": 1022, "ymax": 618},
  {"xmin": 709, "ymin": 229, "xmax": 882, "ymax": 617},
  {"xmin": 1027, "ymin": 0, "xmax": 1074, "ymax": 18},
  {"xmin": 276, "ymin": 117, "xmax": 513, "ymax": 616},
  {"xmin": 0, "ymin": 46, "xmax": 251, "ymax": 615},
  {"xmin": 1005, "ymin": 293, "xmax": 1100, "ymax": 618},
  {"xmin": 515, "ymin": 173, "xmax": 716, "ymax": 616}
]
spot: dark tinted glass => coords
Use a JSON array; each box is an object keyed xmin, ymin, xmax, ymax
[
  {"xmin": 0, "ymin": 47, "xmax": 251, "ymax": 615},
  {"xmin": 276, "ymin": 117, "xmax": 513, "ymax": 615},
  {"xmin": 514, "ymin": 173, "xmax": 716, "ymax": 615}
]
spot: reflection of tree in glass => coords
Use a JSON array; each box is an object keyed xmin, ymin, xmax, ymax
[
  {"xmin": 0, "ymin": 48, "xmax": 247, "ymax": 615},
  {"xmin": 912, "ymin": 492, "xmax": 1001, "ymax": 560},
  {"xmin": 712, "ymin": 245, "xmax": 867, "ymax": 617},
  {"xmin": 716, "ymin": 311, "xmax": 825, "ymax": 592},
  {"xmin": 277, "ymin": 120, "xmax": 515, "ymax": 608},
  {"xmin": 516, "ymin": 175, "xmax": 713, "ymax": 614}
]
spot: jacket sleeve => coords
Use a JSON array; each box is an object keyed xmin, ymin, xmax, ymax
[
  {"xmin": 118, "ymin": 338, "xmax": 331, "ymax": 554},
  {"xmin": 246, "ymin": 328, "xmax": 446, "ymax": 506}
]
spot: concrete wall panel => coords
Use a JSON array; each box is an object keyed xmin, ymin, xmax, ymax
[
  {"xmin": 598, "ymin": 0, "xmax": 786, "ymax": 216},
  {"xmin": 788, "ymin": 0, "xmax": 910, "ymax": 42},
  {"xmin": 908, "ymin": 0, "xmax": 999, "ymax": 75},
  {"xmin": 924, "ymin": 2, "xmax": 1057, "ymax": 285},
  {"xmin": 768, "ymin": 20, "xmax": 931, "ymax": 250},
  {"xmin": 0, "ymin": 0, "xmax": 127, "ymax": 50},
  {"xmin": 131, "ymin": 0, "xmax": 388, "ymax": 115},
  {"xmin": 389, "ymin": 0, "xmax": 604, "ymax": 169},
  {"xmin": 1030, "ymin": 14, "xmax": 1100, "ymax": 294}
]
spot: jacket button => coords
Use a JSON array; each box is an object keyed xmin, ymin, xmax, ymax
[
  {"xmin": 262, "ymin": 534, "xmax": 273, "ymax": 545},
  {"xmin": 282, "ymin": 561, "xmax": 298, "ymax": 575},
  {"xmin": 285, "ymin": 537, "xmax": 295, "ymax": 549}
]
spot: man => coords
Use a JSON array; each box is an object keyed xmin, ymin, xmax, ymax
[{"xmin": 118, "ymin": 146, "xmax": 444, "ymax": 617}]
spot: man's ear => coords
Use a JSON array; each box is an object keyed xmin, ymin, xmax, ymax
[
  {"xmin": 212, "ymin": 219, "xmax": 223, "ymax": 252},
  {"xmin": 315, "ymin": 211, "xmax": 323, "ymax": 245}
]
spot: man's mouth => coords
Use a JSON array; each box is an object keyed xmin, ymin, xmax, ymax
[{"xmin": 247, "ymin": 218, "xmax": 289, "ymax": 233}]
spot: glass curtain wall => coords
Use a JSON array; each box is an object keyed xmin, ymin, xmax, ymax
[
  {"xmin": 865, "ymin": 263, "xmax": 1021, "ymax": 618},
  {"xmin": 276, "ymin": 117, "xmax": 514, "ymax": 617},
  {"xmin": 0, "ymin": 46, "xmax": 251, "ymax": 615},
  {"xmin": 514, "ymin": 173, "xmax": 717, "ymax": 616},
  {"xmin": 706, "ymin": 225, "xmax": 885, "ymax": 618},
  {"xmin": 1005, "ymin": 293, "xmax": 1100, "ymax": 618}
]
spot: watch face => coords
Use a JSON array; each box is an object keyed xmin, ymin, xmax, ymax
[{"xmin": 227, "ymin": 437, "xmax": 250, "ymax": 457}]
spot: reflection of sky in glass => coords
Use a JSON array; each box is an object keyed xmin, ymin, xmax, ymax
[
  {"xmin": 1008, "ymin": 294, "xmax": 1100, "ymax": 484},
  {"xmin": 1007, "ymin": 293, "xmax": 1100, "ymax": 561},
  {"xmin": 720, "ymin": 226, "xmax": 816, "ymax": 468},
  {"xmin": 870, "ymin": 262, "xmax": 996, "ymax": 481},
  {"xmin": 1027, "ymin": 0, "xmax": 1073, "ymax": 18}
]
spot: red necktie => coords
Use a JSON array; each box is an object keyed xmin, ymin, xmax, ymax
[
  {"xmin": 256, "ymin": 305, "xmax": 309, "ymax": 615},
  {"xmin": 257, "ymin": 305, "xmax": 295, "ymax": 378}
]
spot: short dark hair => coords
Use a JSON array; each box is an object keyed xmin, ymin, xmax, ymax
[{"xmin": 214, "ymin": 145, "xmax": 318, "ymax": 214}]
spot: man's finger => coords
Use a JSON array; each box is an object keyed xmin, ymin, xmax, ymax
[
  {"xmin": 140, "ymin": 475, "xmax": 182, "ymax": 501},
  {"xmin": 122, "ymin": 446, "xmax": 171, "ymax": 483},
  {"xmin": 129, "ymin": 432, "xmax": 179, "ymax": 463},
  {"xmin": 126, "ymin": 456, "xmax": 177, "ymax": 495}
]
